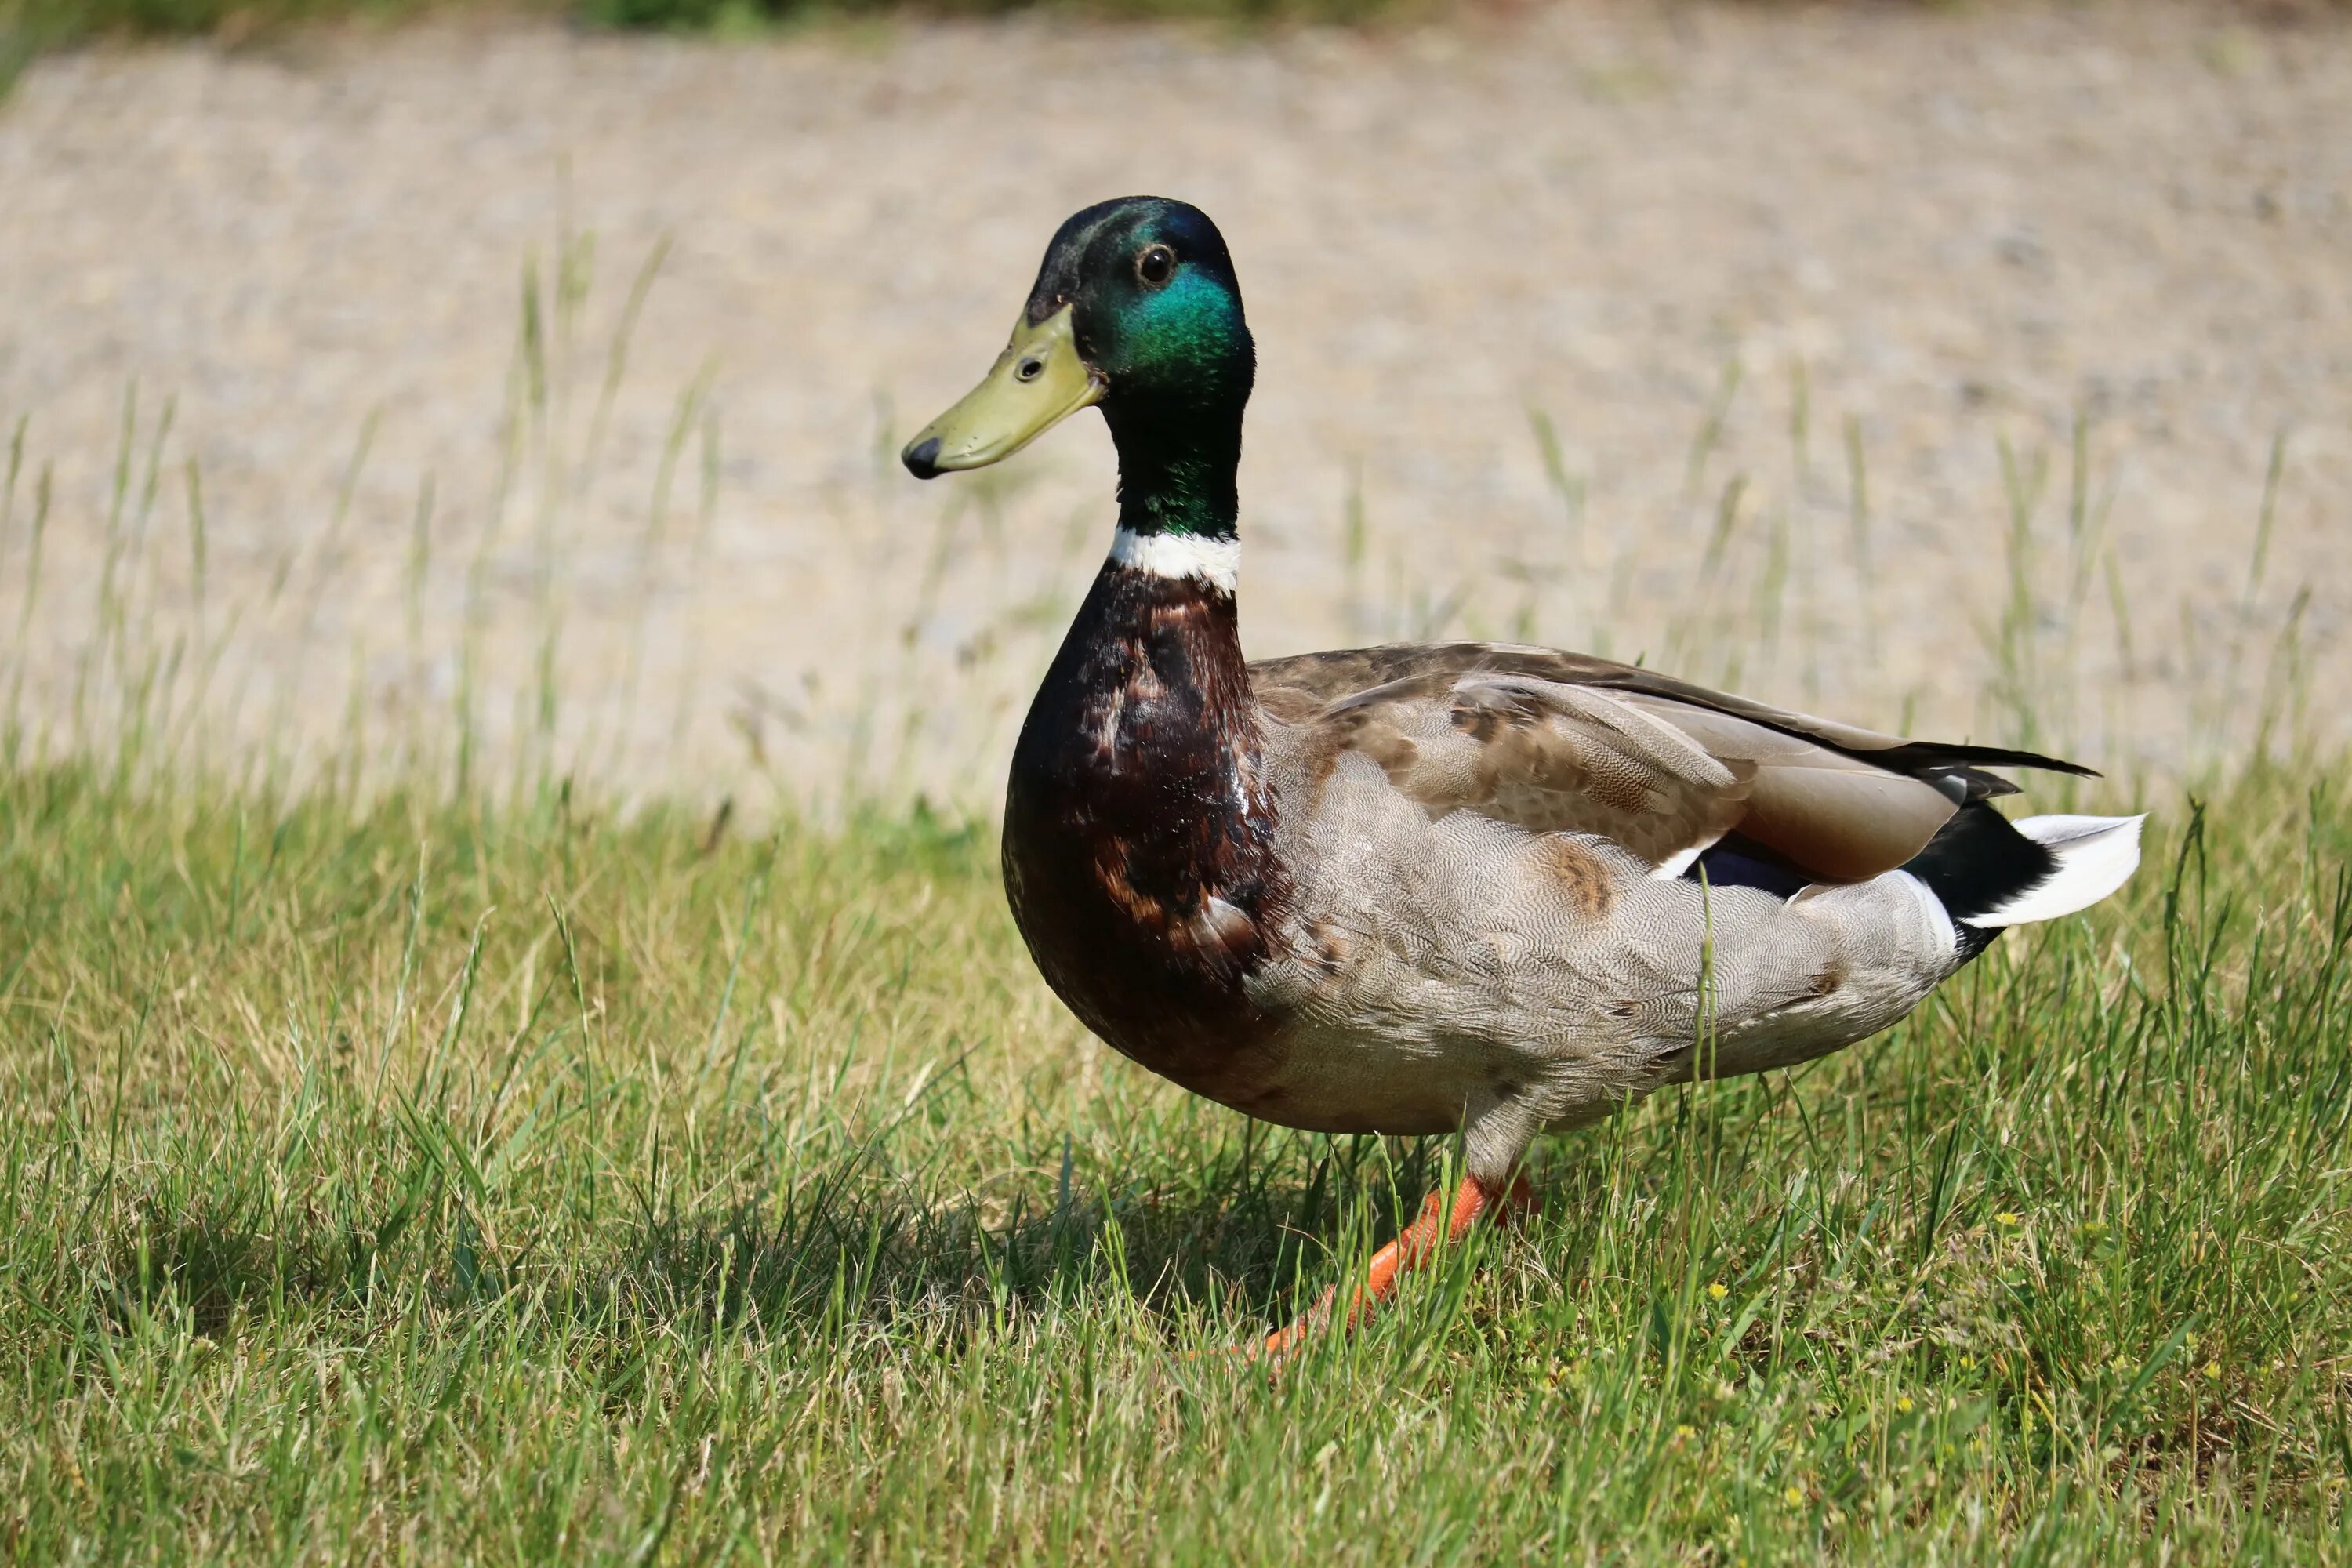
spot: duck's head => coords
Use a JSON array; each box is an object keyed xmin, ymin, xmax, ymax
[{"xmin": 901, "ymin": 197, "xmax": 1254, "ymax": 486}]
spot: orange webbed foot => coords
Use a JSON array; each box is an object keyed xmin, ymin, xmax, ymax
[{"xmin": 1254, "ymin": 1170, "xmax": 1534, "ymax": 1365}]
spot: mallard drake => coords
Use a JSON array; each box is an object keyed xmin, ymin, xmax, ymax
[{"xmin": 902, "ymin": 197, "xmax": 2143, "ymax": 1356}]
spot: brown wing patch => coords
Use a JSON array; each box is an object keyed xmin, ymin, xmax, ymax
[
  {"xmin": 1338, "ymin": 707, "xmax": 1422, "ymax": 780},
  {"xmin": 1530, "ymin": 835, "xmax": 1618, "ymax": 920}
]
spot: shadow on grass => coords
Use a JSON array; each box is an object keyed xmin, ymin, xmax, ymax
[
  {"xmin": 82, "ymin": 1130, "xmax": 1478, "ymax": 1349},
  {"xmin": 588, "ymin": 1129, "xmax": 1469, "ymax": 1340}
]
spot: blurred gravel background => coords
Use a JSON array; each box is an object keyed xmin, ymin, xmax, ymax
[{"xmin": 0, "ymin": 2, "xmax": 2345, "ymax": 807}]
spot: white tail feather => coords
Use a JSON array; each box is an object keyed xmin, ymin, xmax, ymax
[{"xmin": 1969, "ymin": 814, "xmax": 2146, "ymax": 929}]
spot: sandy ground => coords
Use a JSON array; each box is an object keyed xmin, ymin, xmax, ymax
[{"xmin": 0, "ymin": 4, "xmax": 2346, "ymax": 808}]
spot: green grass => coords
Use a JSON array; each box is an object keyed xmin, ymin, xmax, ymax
[{"xmin": 2, "ymin": 746, "xmax": 2350, "ymax": 1562}]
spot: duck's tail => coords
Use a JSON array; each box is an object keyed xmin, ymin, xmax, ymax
[{"xmin": 1901, "ymin": 804, "xmax": 2145, "ymax": 960}]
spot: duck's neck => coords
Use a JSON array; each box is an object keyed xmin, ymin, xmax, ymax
[
  {"xmin": 1087, "ymin": 398, "xmax": 1253, "ymax": 793},
  {"xmin": 1062, "ymin": 419, "xmax": 1262, "ymax": 837},
  {"xmin": 1091, "ymin": 407, "xmax": 1254, "ymax": 801},
  {"xmin": 1109, "ymin": 402, "xmax": 1241, "ymax": 543},
  {"xmin": 1004, "ymin": 414, "xmax": 1280, "ymax": 1013}
]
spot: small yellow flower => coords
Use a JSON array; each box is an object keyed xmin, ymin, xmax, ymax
[
  {"xmin": 1896, "ymin": 1396, "xmax": 1915, "ymax": 1414},
  {"xmin": 1675, "ymin": 1424, "xmax": 1696, "ymax": 1439},
  {"xmin": 1960, "ymin": 1355, "xmax": 1976, "ymax": 1370},
  {"xmin": 2203, "ymin": 1360, "xmax": 2221, "ymax": 1381},
  {"xmin": 1783, "ymin": 1485, "xmax": 1806, "ymax": 1508},
  {"xmin": 1708, "ymin": 1282, "xmax": 1729, "ymax": 1301},
  {"xmin": 1994, "ymin": 1211, "xmax": 2022, "ymax": 1227}
]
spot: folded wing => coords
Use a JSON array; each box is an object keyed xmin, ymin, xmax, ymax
[{"xmin": 1253, "ymin": 643, "xmax": 2095, "ymax": 885}]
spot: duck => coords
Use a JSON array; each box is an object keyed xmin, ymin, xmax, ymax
[{"xmin": 900, "ymin": 196, "xmax": 2144, "ymax": 1358}]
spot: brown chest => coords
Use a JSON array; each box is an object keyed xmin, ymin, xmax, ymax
[{"xmin": 1000, "ymin": 560, "xmax": 1289, "ymax": 1098}]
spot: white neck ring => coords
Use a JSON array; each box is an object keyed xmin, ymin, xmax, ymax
[{"xmin": 1106, "ymin": 528, "xmax": 1240, "ymax": 593}]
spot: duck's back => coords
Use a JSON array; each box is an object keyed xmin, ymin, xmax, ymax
[{"xmin": 1229, "ymin": 642, "xmax": 2132, "ymax": 1148}]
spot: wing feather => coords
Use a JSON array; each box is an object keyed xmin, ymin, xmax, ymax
[{"xmin": 1254, "ymin": 641, "xmax": 2092, "ymax": 884}]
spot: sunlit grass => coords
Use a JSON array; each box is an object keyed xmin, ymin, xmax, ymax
[{"xmin": 2, "ymin": 752, "xmax": 2350, "ymax": 1562}]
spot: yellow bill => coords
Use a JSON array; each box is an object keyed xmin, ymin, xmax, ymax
[{"xmin": 901, "ymin": 307, "xmax": 1105, "ymax": 479}]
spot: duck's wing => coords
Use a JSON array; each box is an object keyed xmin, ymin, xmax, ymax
[{"xmin": 1250, "ymin": 642, "xmax": 2096, "ymax": 884}]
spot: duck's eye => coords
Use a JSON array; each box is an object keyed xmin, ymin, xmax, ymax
[{"xmin": 1136, "ymin": 244, "xmax": 1177, "ymax": 287}]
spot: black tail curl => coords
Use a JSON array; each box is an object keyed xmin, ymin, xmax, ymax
[{"xmin": 1895, "ymin": 803, "xmax": 2061, "ymax": 960}]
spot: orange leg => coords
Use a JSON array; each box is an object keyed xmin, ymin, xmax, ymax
[{"xmin": 1260, "ymin": 1171, "xmax": 1535, "ymax": 1361}]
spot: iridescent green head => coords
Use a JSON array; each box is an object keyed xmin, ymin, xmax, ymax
[{"xmin": 902, "ymin": 197, "xmax": 1254, "ymax": 536}]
